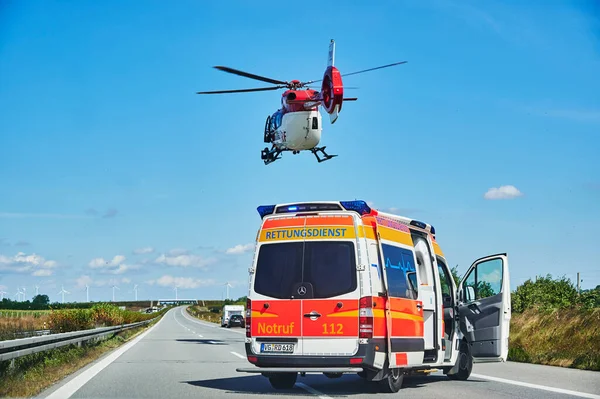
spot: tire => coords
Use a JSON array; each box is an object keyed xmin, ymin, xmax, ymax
[
  {"xmin": 448, "ymin": 341, "xmax": 473, "ymax": 381},
  {"xmin": 268, "ymin": 373, "xmax": 298, "ymax": 389},
  {"xmin": 378, "ymin": 368, "xmax": 404, "ymax": 393}
]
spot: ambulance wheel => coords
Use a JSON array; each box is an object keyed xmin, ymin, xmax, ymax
[
  {"xmin": 268, "ymin": 372, "xmax": 298, "ymax": 389},
  {"xmin": 448, "ymin": 341, "xmax": 473, "ymax": 381},
  {"xmin": 378, "ymin": 367, "xmax": 404, "ymax": 393}
]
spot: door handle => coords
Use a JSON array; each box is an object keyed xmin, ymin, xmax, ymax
[
  {"xmin": 416, "ymin": 304, "xmax": 423, "ymax": 310},
  {"xmin": 304, "ymin": 312, "xmax": 322, "ymax": 318}
]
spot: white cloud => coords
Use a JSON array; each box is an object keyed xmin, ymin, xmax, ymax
[
  {"xmin": 75, "ymin": 275, "xmax": 93, "ymax": 290},
  {"xmin": 150, "ymin": 275, "xmax": 217, "ymax": 289},
  {"xmin": 0, "ymin": 251, "xmax": 59, "ymax": 276},
  {"xmin": 88, "ymin": 255, "xmax": 139, "ymax": 275},
  {"xmin": 483, "ymin": 185, "xmax": 523, "ymax": 200},
  {"xmin": 133, "ymin": 247, "xmax": 154, "ymax": 255},
  {"xmin": 168, "ymin": 248, "xmax": 189, "ymax": 256},
  {"xmin": 32, "ymin": 269, "xmax": 53, "ymax": 277},
  {"xmin": 225, "ymin": 243, "xmax": 254, "ymax": 255},
  {"xmin": 154, "ymin": 253, "xmax": 215, "ymax": 269}
]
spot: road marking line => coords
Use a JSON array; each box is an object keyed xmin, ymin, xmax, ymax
[
  {"xmin": 297, "ymin": 382, "xmax": 331, "ymax": 399},
  {"xmin": 197, "ymin": 334, "xmax": 204, "ymax": 338},
  {"xmin": 230, "ymin": 351, "xmax": 245, "ymax": 359},
  {"xmin": 471, "ymin": 373, "xmax": 600, "ymax": 399},
  {"xmin": 180, "ymin": 307, "xmax": 245, "ymax": 335},
  {"xmin": 173, "ymin": 309, "xmax": 197, "ymax": 335},
  {"xmin": 44, "ymin": 310, "xmax": 167, "ymax": 399},
  {"xmin": 207, "ymin": 340, "xmax": 219, "ymax": 344}
]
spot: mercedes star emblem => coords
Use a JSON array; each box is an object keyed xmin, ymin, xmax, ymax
[{"xmin": 297, "ymin": 286, "xmax": 307, "ymax": 295}]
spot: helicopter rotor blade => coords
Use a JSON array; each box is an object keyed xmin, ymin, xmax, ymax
[
  {"xmin": 196, "ymin": 86, "xmax": 284, "ymax": 94},
  {"xmin": 213, "ymin": 66, "xmax": 288, "ymax": 86},
  {"xmin": 303, "ymin": 61, "xmax": 407, "ymax": 85},
  {"xmin": 341, "ymin": 61, "xmax": 407, "ymax": 78}
]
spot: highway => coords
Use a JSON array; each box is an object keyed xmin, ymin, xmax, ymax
[{"xmin": 38, "ymin": 307, "xmax": 600, "ymax": 399}]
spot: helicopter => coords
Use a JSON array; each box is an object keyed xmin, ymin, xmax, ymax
[{"xmin": 196, "ymin": 40, "xmax": 406, "ymax": 165}]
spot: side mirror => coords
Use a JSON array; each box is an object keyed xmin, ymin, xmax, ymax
[{"xmin": 465, "ymin": 286, "xmax": 475, "ymax": 302}]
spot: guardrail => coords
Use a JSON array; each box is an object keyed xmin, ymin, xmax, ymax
[{"xmin": 0, "ymin": 319, "xmax": 154, "ymax": 362}]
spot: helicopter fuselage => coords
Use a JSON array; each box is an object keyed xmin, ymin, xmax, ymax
[{"xmin": 265, "ymin": 89, "xmax": 323, "ymax": 151}]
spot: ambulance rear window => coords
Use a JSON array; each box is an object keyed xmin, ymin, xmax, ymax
[{"xmin": 254, "ymin": 241, "xmax": 357, "ymax": 299}]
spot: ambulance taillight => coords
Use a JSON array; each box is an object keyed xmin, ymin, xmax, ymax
[
  {"xmin": 246, "ymin": 298, "xmax": 252, "ymax": 338},
  {"xmin": 359, "ymin": 296, "xmax": 374, "ymax": 339}
]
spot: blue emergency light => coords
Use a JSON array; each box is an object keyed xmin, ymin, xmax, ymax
[
  {"xmin": 257, "ymin": 205, "xmax": 275, "ymax": 218},
  {"xmin": 340, "ymin": 200, "xmax": 372, "ymax": 215}
]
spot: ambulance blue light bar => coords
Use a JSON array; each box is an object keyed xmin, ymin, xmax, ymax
[
  {"xmin": 340, "ymin": 200, "xmax": 372, "ymax": 215},
  {"xmin": 275, "ymin": 203, "xmax": 343, "ymax": 214}
]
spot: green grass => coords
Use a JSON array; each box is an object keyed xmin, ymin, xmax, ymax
[{"xmin": 508, "ymin": 308, "xmax": 600, "ymax": 371}]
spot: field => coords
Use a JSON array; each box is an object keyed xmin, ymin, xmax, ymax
[
  {"xmin": 0, "ymin": 304, "xmax": 165, "ymax": 340},
  {"xmin": 0, "ymin": 310, "xmax": 51, "ymax": 340}
]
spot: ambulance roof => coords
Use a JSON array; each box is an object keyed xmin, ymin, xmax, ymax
[{"xmin": 257, "ymin": 200, "xmax": 436, "ymax": 237}]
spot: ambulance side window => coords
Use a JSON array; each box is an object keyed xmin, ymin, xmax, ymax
[{"xmin": 381, "ymin": 243, "xmax": 417, "ymax": 299}]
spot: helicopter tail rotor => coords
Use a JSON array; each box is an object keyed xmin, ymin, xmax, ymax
[{"xmin": 320, "ymin": 40, "xmax": 345, "ymax": 124}]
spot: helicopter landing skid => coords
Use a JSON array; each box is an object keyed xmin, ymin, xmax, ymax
[
  {"xmin": 311, "ymin": 146, "xmax": 337, "ymax": 163},
  {"xmin": 261, "ymin": 147, "xmax": 282, "ymax": 165}
]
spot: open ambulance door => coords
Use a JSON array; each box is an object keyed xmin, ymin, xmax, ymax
[
  {"xmin": 456, "ymin": 253, "xmax": 510, "ymax": 362},
  {"xmin": 376, "ymin": 232, "xmax": 425, "ymax": 369}
]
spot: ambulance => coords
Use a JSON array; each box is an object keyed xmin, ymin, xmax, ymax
[{"xmin": 236, "ymin": 200, "xmax": 511, "ymax": 393}]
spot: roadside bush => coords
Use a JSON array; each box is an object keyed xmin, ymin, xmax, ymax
[{"xmin": 511, "ymin": 274, "xmax": 579, "ymax": 313}]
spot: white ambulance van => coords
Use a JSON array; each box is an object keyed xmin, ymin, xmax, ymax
[{"xmin": 236, "ymin": 200, "xmax": 511, "ymax": 392}]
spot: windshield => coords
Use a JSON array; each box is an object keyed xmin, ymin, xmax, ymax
[{"xmin": 253, "ymin": 241, "xmax": 357, "ymax": 299}]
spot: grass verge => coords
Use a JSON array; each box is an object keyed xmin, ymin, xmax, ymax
[
  {"xmin": 0, "ymin": 315, "xmax": 163, "ymax": 398},
  {"xmin": 508, "ymin": 308, "xmax": 600, "ymax": 371}
]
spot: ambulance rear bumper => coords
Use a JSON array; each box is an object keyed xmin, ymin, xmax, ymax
[
  {"xmin": 236, "ymin": 367, "xmax": 363, "ymax": 374},
  {"xmin": 243, "ymin": 340, "xmax": 381, "ymax": 369}
]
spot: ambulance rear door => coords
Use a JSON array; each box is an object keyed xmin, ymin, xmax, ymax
[
  {"xmin": 250, "ymin": 216, "xmax": 306, "ymax": 357},
  {"xmin": 457, "ymin": 253, "xmax": 511, "ymax": 362},
  {"xmin": 300, "ymin": 214, "xmax": 361, "ymax": 356}
]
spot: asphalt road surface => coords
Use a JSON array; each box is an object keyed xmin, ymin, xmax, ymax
[{"xmin": 38, "ymin": 307, "xmax": 600, "ymax": 399}]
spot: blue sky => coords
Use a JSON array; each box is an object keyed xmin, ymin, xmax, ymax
[{"xmin": 1, "ymin": 0, "xmax": 599, "ymax": 303}]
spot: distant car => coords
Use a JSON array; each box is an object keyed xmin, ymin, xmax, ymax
[{"xmin": 227, "ymin": 314, "xmax": 245, "ymax": 328}]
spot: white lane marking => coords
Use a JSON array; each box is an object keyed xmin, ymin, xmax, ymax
[
  {"xmin": 173, "ymin": 309, "xmax": 196, "ymax": 334},
  {"xmin": 230, "ymin": 351, "xmax": 245, "ymax": 359},
  {"xmin": 296, "ymin": 382, "xmax": 332, "ymax": 399},
  {"xmin": 472, "ymin": 373, "xmax": 600, "ymax": 399},
  {"xmin": 207, "ymin": 340, "xmax": 219, "ymax": 344},
  {"xmin": 180, "ymin": 307, "xmax": 245, "ymax": 335},
  {"xmin": 45, "ymin": 310, "xmax": 167, "ymax": 399},
  {"xmin": 197, "ymin": 334, "xmax": 204, "ymax": 338}
]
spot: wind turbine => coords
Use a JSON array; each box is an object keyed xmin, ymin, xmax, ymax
[
  {"xmin": 14, "ymin": 288, "xmax": 23, "ymax": 301},
  {"xmin": 0, "ymin": 290, "xmax": 6, "ymax": 300},
  {"xmin": 173, "ymin": 286, "xmax": 178, "ymax": 300},
  {"xmin": 112, "ymin": 284, "xmax": 120, "ymax": 302},
  {"xmin": 85, "ymin": 284, "xmax": 90, "ymax": 302},
  {"xmin": 134, "ymin": 284, "xmax": 138, "ymax": 301},
  {"xmin": 223, "ymin": 282, "xmax": 232, "ymax": 300},
  {"xmin": 35, "ymin": 285, "xmax": 39, "ymax": 296},
  {"xmin": 22, "ymin": 286, "xmax": 27, "ymax": 301},
  {"xmin": 58, "ymin": 286, "xmax": 69, "ymax": 304}
]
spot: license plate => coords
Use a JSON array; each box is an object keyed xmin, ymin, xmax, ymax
[{"xmin": 260, "ymin": 343, "xmax": 295, "ymax": 353}]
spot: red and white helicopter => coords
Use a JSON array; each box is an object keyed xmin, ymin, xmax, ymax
[{"xmin": 197, "ymin": 40, "xmax": 406, "ymax": 165}]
